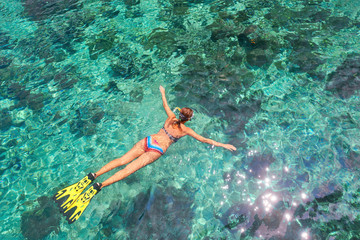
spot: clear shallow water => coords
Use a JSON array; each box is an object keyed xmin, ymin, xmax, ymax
[{"xmin": 1, "ymin": 0, "xmax": 360, "ymax": 239}]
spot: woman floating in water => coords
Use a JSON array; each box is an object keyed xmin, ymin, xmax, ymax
[{"xmin": 54, "ymin": 86, "xmax": 237, "ymax": 224}]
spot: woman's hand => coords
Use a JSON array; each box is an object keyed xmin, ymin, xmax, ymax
[
  {"xmin": 223, "ymin": 144, "xmax": 237, "ymax": 152},
  {"xmin": 159, "ymin": 85, "xmax": 165, "ymax": 94}
]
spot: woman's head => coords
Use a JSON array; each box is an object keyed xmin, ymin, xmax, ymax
[{"xmin": 179, "ymin": 107, "xmax": 194, "ymax": 122}]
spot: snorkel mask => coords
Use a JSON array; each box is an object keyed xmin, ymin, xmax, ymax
[{"xmin": 175, "ymin": 107, "xmax": 194, "ymax": 121}]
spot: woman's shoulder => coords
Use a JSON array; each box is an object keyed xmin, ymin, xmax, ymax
[{"xmin": 165, "ymin": 116, "xmax": 178, "ymax": 123}]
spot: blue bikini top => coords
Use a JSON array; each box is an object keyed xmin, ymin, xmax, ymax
[{"xmin": 162, "ymin": 126, "xmax": 180, "ymax": 143}]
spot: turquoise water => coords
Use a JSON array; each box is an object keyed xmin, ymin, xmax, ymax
[{"xmin": 1, "ymin": 0, "xmax": 360, "ymax": 239}]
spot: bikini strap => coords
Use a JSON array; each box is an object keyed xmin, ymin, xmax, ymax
[{"xmin": 162, "ymin": 126, "xmax": 180, "ymax": 142}]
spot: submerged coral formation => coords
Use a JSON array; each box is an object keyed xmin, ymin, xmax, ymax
[
  {"xmin": 326, "ymin": 54, "xmax": 360, "ymax": 99},
  {"xmin": 21, "ymin": 196, "xmax": 61, "ymax": 240},
  {"xmin": 99, "ymin": 186, "xmax": 195, "ymax": 239}
]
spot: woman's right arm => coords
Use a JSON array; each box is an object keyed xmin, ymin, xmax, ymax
[
  {"xmin": 185, "ymin": 127, "xmax": 237, "ymax": 151},
  {"xmin": 159, "ymin": 86, "xmax": 176, "ymax": 118}
]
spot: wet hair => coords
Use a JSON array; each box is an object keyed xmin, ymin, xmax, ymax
[{"xmin": 174, "ymin": 107, "xmax": 193, "ymax": 126}]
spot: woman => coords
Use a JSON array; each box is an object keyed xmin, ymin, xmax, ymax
[{"xmin": 54, "ymin": 86, "xmax": 236, "ymax": 224}]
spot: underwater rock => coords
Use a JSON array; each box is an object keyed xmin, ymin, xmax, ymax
[
  {"xmin": 99, "ymin": 186, "xmax": 195, "ymax": 239},
  {"xmin": 328, "ymin": 16, "xmax": 351, "ymax": 31},
  {"xmin": 124, "ymin": 0, "xmax": 140, "ymax": 6},
  {"xmin": 69, "ymin": 105, "xmax": 105, "ymax": 137},
  {"xmin": 91, "ymin": 110, "xmax": 105, "ymax": 124},
  {"xmin": 88, "ymin": 38, "xmax": 114, "ymax": 60},
  {"xmin": 287, "ymin": 36, "xmax": 325, "ymax": 79},
  {"xmin": 308, "ymin": 10, "xmax": 331, "ymax": 23},
  {"xmin": 248, "ymin": 153, "xmax": 276, "ymax": 179},
  {"xmin": 129, "ymin": 86, "xmax": 144, "ymax": 102},
  {"xmin": 143, "ymin": 29, "xmax": 178, "ymax": 58},
  {"xmin": 88, "ymin": 32, "xmax": 116, "ymax": 60},
  {"xmin": 70, "ymin": 119, "xmax": 96, "ymax": 137},
  {"xmin": 218, "ymin": 185, "xmax": 357, "ymax": 239},
  {"xmin": 111, "ymin": 57, "xmax": 138, "ymax": 79},
  {"xmin": 219, "ymin": 203, "xmax": 253, "ymax": 232},
  {"xmin": 170, "ymin": 0, "xmax": 189, "ymax": 15},
  {"xmin": 246, "ymin": 49, "xmax": 269, "ymax": 68},
  {"xmin": 8, "ymin": 83, "xmax": 30, "ymax": 100},
  {"xmin": 22, "ymin": 0, "xmax": 81, "ymax": 21},
  {"xmin": 7, "ymin": 83, "xmax": 46, "ymax": 111},
  {"xmin": 27, "ymin": 93, "xmax": 44, "ymax": 111},
  {"xmin": 0, "ymin": 109, "xmax": 12, "ymax": 131},
  {"xmin": 104, "ymin": 81, "xmax": 123, "ymax": 95},
  {"xmin": 326, "ymin": 54, "xmax": 360, "ymax": 99},
  {"xmin": 209, "ymin": 0, "xmax": 234, "ymax": 12},
  {"xmin": 1, "ymin": 157, "xmax": 22, "ymax": 175},
  {"xmin": 21, "ymin": 196, "xmax": 61, "ymax": 240},
  {"xmin": 174, "ymin": 66, "xmax": 261, "ymax": 144},
  {"xmin": 265, "ymin": 5, "xmax": 294, "ymax": 28},
  {"xmin": 237, "ymin": 33, "xmax": 279, "ymax": 69},
  {"xmin": 0, "ymin": 57, "xmax": 12, "ymax": 69},
  {"xmin": 55, "ymin": 74, "xmax": 78, "ymax": 89},
  {"xmin": 0, "ymin": 32, "xmax": 14, "ymax": 50},
  {"xmin": 21, "ymin": 8, "xmax": 94, "ymax": 62},
  {"xmin": 207, "ymin": 14, "xmax": 245, "ymax": 42}
]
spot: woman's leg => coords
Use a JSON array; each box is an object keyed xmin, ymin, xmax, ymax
[
  {"xmin": 101, "ymin": 151, "xmax": 161, "ymax": 188},
  {"xmin": 95, "ymin": 139, "xmax": 145, "ymax": 178}
]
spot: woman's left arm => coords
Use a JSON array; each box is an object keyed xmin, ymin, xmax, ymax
[
  {"xmin": 159, "ymin": 86, "xmax": 176, "ymax": 118},
  {"xmin": 185, "ymin": 127, "xmax": 237, "ymax": 152}
]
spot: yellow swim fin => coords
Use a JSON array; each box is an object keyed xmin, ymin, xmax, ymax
[
  {"xmin": 63, "ymin": 182, "xmax": 102, "ymax": 224},
  {"xmin": 53, "ymin": 173, "xmax": 95, "ymax": 213}
]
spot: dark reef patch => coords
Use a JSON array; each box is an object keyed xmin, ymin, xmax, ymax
[
  {"xmin": 0, "ymin": 57, "xmax": 12, "ymax": 69},
  {"xmin": 54, "ymin": 69, "xmax": 79, "ymax": 90},
  {"xmin": 237, "ymin": 32, "xmax": 281, "ymax": 69},
  {"xmin": 99, "ymin": 186, "xmax": 195, "ymax": 239},
  {"xmin": 248, "ymin": 153, "xmax": 276, "ymax": 179},
  {"xmin": 0, "ymin": 32, "xmax": 15, "ymax": 50},
  {"xmin": 143, "ymin": 28, "xmax": 180, "ymax": 58},
  {"xmin": 104, "ymin": 81, "xmax": 124, "ymax": 95},
  {"xmin": 327, "ymin": 16, "xmax": 351, "ymax": 32},
  {"xmin": 174, "ymin": 56, "xmax": 262, "ymax": 148},
  {"xmin": 7, "ymin": 83, "xmax": 46, "ymax": 111},
  {"xmin": 326, "ymin": 54, "xmax": 360, "ymax": 99},
  {"xmin": 69, "ymin": 105, "xmax": 105, "ymax": 137},
  {"xmin": 286, "ymin": 35, "xmax": 325, "ymax": 80},
  {"xmin": 21, "ymin": 196, "xmax": 61, "ymax": 240},
  {"xmin": 19, "ymin": 9, "xmax": 94, "ymax": 63},
  {"xmin": 0, "ymin": 109, "xmax": 12, "ymax": 131},
  {"xmin": 22, "ymin": 0, "xmax": 81, "ymax": 21},
  {"xmin": 218, "ymin": 185, "xmax": 359, "ymax": 239},
  {"xmin": 88, "ymin": 38, "xmax": 115, "ymax": 60},
  {"xmin": 129, "ymin": 86, "xmax": 144, "ymax": 102}
]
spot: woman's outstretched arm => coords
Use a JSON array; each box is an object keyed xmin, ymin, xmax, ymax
[
  {"xmin": 185, "ymin": 127, "xmax": 237, "ymax": 151},
  {"xmin": 159, "ymin": 86, "xmax": 176, "ymax": 118}
]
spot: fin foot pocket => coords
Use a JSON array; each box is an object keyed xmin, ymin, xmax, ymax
[
  {"xmin": 64, "ymin": 182, "xmax": 102, "ymax": 224},
  {"xmin": 53, "ymin": 173, "xmax": 95, "ymax": 213}
]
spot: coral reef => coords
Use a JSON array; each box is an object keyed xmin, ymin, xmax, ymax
[
  {"xmin": 143, "ymin": 28, "xmax": 180, "ymax": 58},
  {"xmin": 69, "ymin": 105, "xmax": 105, "ymax": 137},
  {"xmin": 129, "ymin": 86, "xmax": 144, "ymax": 102},
  {"xmin": 87, "ymin": 31, "xmax": 117, "ymax": 60},
  {"xmin": 21, "ymin": 196, "xmax": 61, "ymax": 240},
  {"xmin": 0, "ymin": 57, "xmax": 12, "ymax": 69},
  {"xmin": 7, "ymin": 83, "xmax": 46, "ymax": 111},
  {"xmin": 326, "ymin": 54, "xmax": 360, "ymax": 99},
  {"xmin": 22, "ymin": 0, "xmax": 81, "ymax": 21},
  {"xmin": 99, "ymin": 186, "xmax": 195, "ymax": 239},
  {"xmin": 287, "ymin": 35, "xmax": 325, "ymax": 80},
  {"xmin": 0, "ymin": 109, "xmax": 12, "ymax": 131},
  {"xmin": 218, "ymin": 183, "xmax": 359, "ymax": 239}
]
